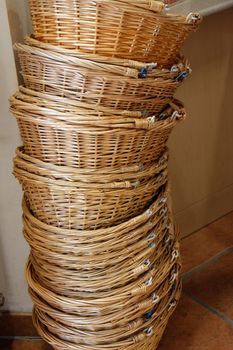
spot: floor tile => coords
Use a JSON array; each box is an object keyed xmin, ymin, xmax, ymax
[
  {"xmin": 0, "ymin": 339, "xmax": 52, "ymax": 350},
  {"xmin": 0, "ymin": 313, "xmax": 37, "ymax": 337},
  {"xmin": 181, "ymin": 212, "xmax": 233, "ymax": 274},
  {"xmin": 210, "ymin": 211, "xmax": 233, "ymax": 237},
  {"xmin": 158, "ymin": 294, "xmax": 233, "ymax": 350},
  {"xmin": 184, "ymin": 251, "xmax": 233, "ymax": 320}
]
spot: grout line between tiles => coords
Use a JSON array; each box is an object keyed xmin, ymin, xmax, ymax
[
  {"xmin": 184, "ymin": 291, "xmax": 233, "ymax": 327},
  {"xmin": 182, "ymin": 246, "xmax": 233, "ymax": 280},
  {"xmin": 0, "ymin": 336, "xmax": 41, "ymax": 340}
]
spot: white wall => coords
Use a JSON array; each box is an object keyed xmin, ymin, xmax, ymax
[{"xmin": 0, "ymin": 0, "xmax": 31, "ymax": 311}]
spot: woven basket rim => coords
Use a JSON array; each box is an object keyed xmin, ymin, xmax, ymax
[
  {"xmin": 10, "ymin": 89, "xmax": 186, "ymax": 130},
  {"xmin": 16, "ymin": 39, "xmax": 191, "ymax": 80},
  {"xmin": 22, "ymin": 185, "xmax": 170, "ymax": 235},
  {"xmin": 14, "ymin": 147, "xmax": 168, "ymax": 189},
  {"xmin": 15, "ymin": 146, "xmax": 169, "ymax": 179}
]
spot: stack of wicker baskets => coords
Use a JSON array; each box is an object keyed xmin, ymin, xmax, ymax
[{"xmin": 10, "ymin": 1, "xmax": 201, "ymax": 349}]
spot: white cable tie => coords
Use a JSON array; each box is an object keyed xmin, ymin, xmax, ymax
[
  {"xmin": 152, "ymin": 293, "xmax": 160, "ymax": 304},
  {"xmin": 146, "ymin": 232, "xmax": 156, "ymax": 241},
  {"xmin": 145, "ymin": 277, "xmax": 153, "ymax": 287},
  {"xmin": 144, "ymin": 259, "xmax": 151, "ymax": 267},
  {"xmin": 159, "ymin": 196, "xmax": 167, "ymax": 204},
  {"xmin": 145, "ymin": 327, "xmax": 153, "ymax": 337}
]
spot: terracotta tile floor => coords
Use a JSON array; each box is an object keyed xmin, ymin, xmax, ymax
[{"xmin": 0, "ymin": 211, "xmax": 233, "ymax": 349}]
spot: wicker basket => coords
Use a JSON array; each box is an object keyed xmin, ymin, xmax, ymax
[
  {"xmin": 28, "ymin": 228, "xmax": 174, "ymax": 296},
  {"xmin": 26, "ymin": 251, "xmax": 181, "ymax": 320},
  {"xmin": 28, "ymin": 272, "xmax": 181, "ymax": 331},
  {"xmin": 15, "ymin": 146, "xmax": 169, "ymax": 184},
  {"xmin": 21, "ymin": 184, "xmax": 172, "ymax": 256},
  {"xmin": 25, "ymin": 224, "xmax": 181, "ymax": 347},
  {"xmin": 22, "ymin": 185, "xmax": 172, "ymax": 246},
  {"xmin": 23, "ymin": 201, "xmax": 176, "ymax": 296},
  {"xmin": 29, "ymin": 0, "xmax": 201, "ymax": 63},
  {"xmin": 15, "ymin": 42, "xmax": 190, "ymax": 110},
  {"xmin": 10, "ymin": 92, "xmax": 185, "ymax": 169},
  {"xmin": 29, "ymin": 273, "xmax": 181, "ymax": 335},
  {"xmin": 14, "ymin": 167, "xmax": 167, "ymax": 230},
  {"xmin": 22, "ymin": 191, "xmax": 180, "ymax": 300},
  {"xmin": 28, "ymin": 257, "xmax": 181, "ymax": 349},
  {"xmin": 22, "ymin": 190, "xmax": 173, "ymax": 252},
  {"xmin": 25, "ymin": 35, "xmax": 189, "ymax": 73},
  {"xmin": 31, "ymin": 282, "xmax": 181, "ymax": 350},
  {"xmin": 12, "ymin": 86, "xmax": 172, "ymax": 121},
  {"xmin": 27, "ymin": 243, "xmax": 180, "ymax": 314}
]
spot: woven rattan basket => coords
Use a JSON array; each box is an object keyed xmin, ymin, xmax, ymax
[
  {"xmin": 24, "ymin": 35, "xmax": 188, "ymax": 72},
  {"xmin": 12, "ymin": 86, "xmax": 172, "ymax": 121},
  {"xmin": 29, "ymin": 0, "xmax": 201, "ymax": 63},
  {"xmin": 26, "ymin": 245, "xmax": 181, "ymax": 317},
  {"xmin": 28, "ymin": 256, "xmax": 181, "ymax": 349},
  {"xmin": 10, "ymin": 92, "xmax": 185, "ymax": 169},
  {"xmin": 15, "ymin": 42, "xmax": 190, "ymax": 110},
  {"xmin": 27, "ymin": 243, "xmax": 180, "ymax": 314},
  {"xmin": 21, "ymin": 185, "xmax": 173, "ymax": 262},
  {"xmin": 14, "ymin": 156, "xmax": 167, "ymax": 229},
  {"xmin": 28, "ymin": 228, "xmax": 174, "ymax": 296},
  {"xmin": 31, "ymin": 282, "xmax": 181, "ymax": 350},
  {"xmin": 15, "ymin": 146, "xmax": 169, "ymax": 183},
  {"xmin": 27, "ymin": 262, "xmax": 181, "ymax": 327},
  {"xmin": 23, "ymin": 197, "xmax": 176, "ymax": 296},
  {"xmin": 25, "ymin": 35, "xmax": 189, "ymax": 72}
]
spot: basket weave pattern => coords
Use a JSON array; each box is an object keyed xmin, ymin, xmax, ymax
[
  {"xmin": 11, "ymin": 93, "xmax": 185, "ymax": 169},
  {"xmin": 29, "ymin": 0, "xmax": 201, "ymax": 63},
  {"xmin": 16, "ymin": 42, "xmax": 190, "ymax": 113},
  {"xmin": 10, "ymin": 2, "xmax": 201, "ymax": 349}
]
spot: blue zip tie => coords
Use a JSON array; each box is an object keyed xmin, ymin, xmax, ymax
[
  {"xmin": 139, "ymin": 67, "xmax": 148, "ymax": 78},
  {"xmin": 176, "ymin": 71, "xmax": 189, "ymax": 82},
  {"xmin": 145, "ymin": 309, "xmax": 155, "ymax": 320},
  {"xmin": 171, "ymin": 283, "xmax": 177, "ymax": 293}
]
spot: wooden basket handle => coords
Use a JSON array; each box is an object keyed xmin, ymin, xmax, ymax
[
  {"xmin": 118, "ymin": 0, "xmax": 165, "ymax": 12},
  {"xmin": 97, "ymin": 0, "xmax": 165, "ymax": 13}
]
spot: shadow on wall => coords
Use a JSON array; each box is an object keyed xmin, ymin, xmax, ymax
[
  {"xmin": 168, "ymin": 7, "xmax": 233, "ymax": 236},
  {"xmin": 7, "ymin": 10, "xmax": 24, "ymax": 83},
  {"xmin": 7, "ymin": 0, "xmax": 32, "ymax": 84},
  {"xmin": 0, "ymin": 236, "xmax": 8, "ymax": 310}
]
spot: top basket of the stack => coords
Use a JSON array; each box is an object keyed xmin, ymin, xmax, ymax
[{"xmin": 29, "ymin": 0, "xmax": 202, "ymax": 65}]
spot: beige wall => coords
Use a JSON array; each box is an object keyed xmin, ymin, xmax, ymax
[
  {"xmin": 0, "ymin": 0, "xmax": 31, "ymax": 311},
  {"xmin": 169, "ymin": 7, "xmax": 233, "ymax": 236},
  {"xmin": 0, "ymin": 2, "xmax": 233, "ymax": 311},
  {"xmin": 6, "ymin": 0, "xmax": 31, "ymax": 41}
]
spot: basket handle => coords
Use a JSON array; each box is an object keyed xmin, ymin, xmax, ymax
[
  {"xmin": 14, "ymin": 43, "xmax": 141, "ymax": 79},
  {"xmin": 186, "ymin": 13, "xmax": 202, "ymax": 24},
  {"xmin": 24, "ymin": 36, "xmax": 150, "ymax": 71},
  {"xmin": 98, "ymin": 0, "xmax": 165, "ymax": 12},
  {"xmin": 119, "ymin": 0, "xmax": 165, "ymax": 12}
]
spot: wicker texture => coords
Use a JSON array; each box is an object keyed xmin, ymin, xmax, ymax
[
  {"xmin": 29, "ymin": 0, "xmax": 201, "ymax": 63},
  {"xmin": 14, "ymin": 163, "xmax": 167, "ymax": 230},
  {"xmin": 25, "ymin": 231, "xmax": 181, "ymax": 349},
  {"xmin": 10, "ymin": 1, "xmax": 201, "ymax": 348},
  {"xmin": 27, "ymin": 260, "xmax": 181, "ymax": 327},
  {"xmin": 23, "ymin": 193, "xmax": 182, "ymax": 349},
  {"xmin": 10, "ymin": 91, "xmax": 185, "ymax": 169},
  {"xmin": 12, "ymin": 86, "xmax": 171, "ymax": 120},
  {"xmin": 15, "ymin": 146, "xmax": 169, "ymax": 183},
  {"xmin": 15, "ymin": 42, "xmax": 190, "ymax": 112},
  {"xmin": 14, "ymin": 146, "xmax": 169, "ymax": 229},
  {"xmin": 30, "ymin": 280, "xmax": 181, "ymax": 350},
  {"xmin": 24, "ymin": 35, "xmax": 188, "ymax": 71},
  {"xmin": 21, "ymin": 186, "xmax": 174, "ymax": 293}
]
